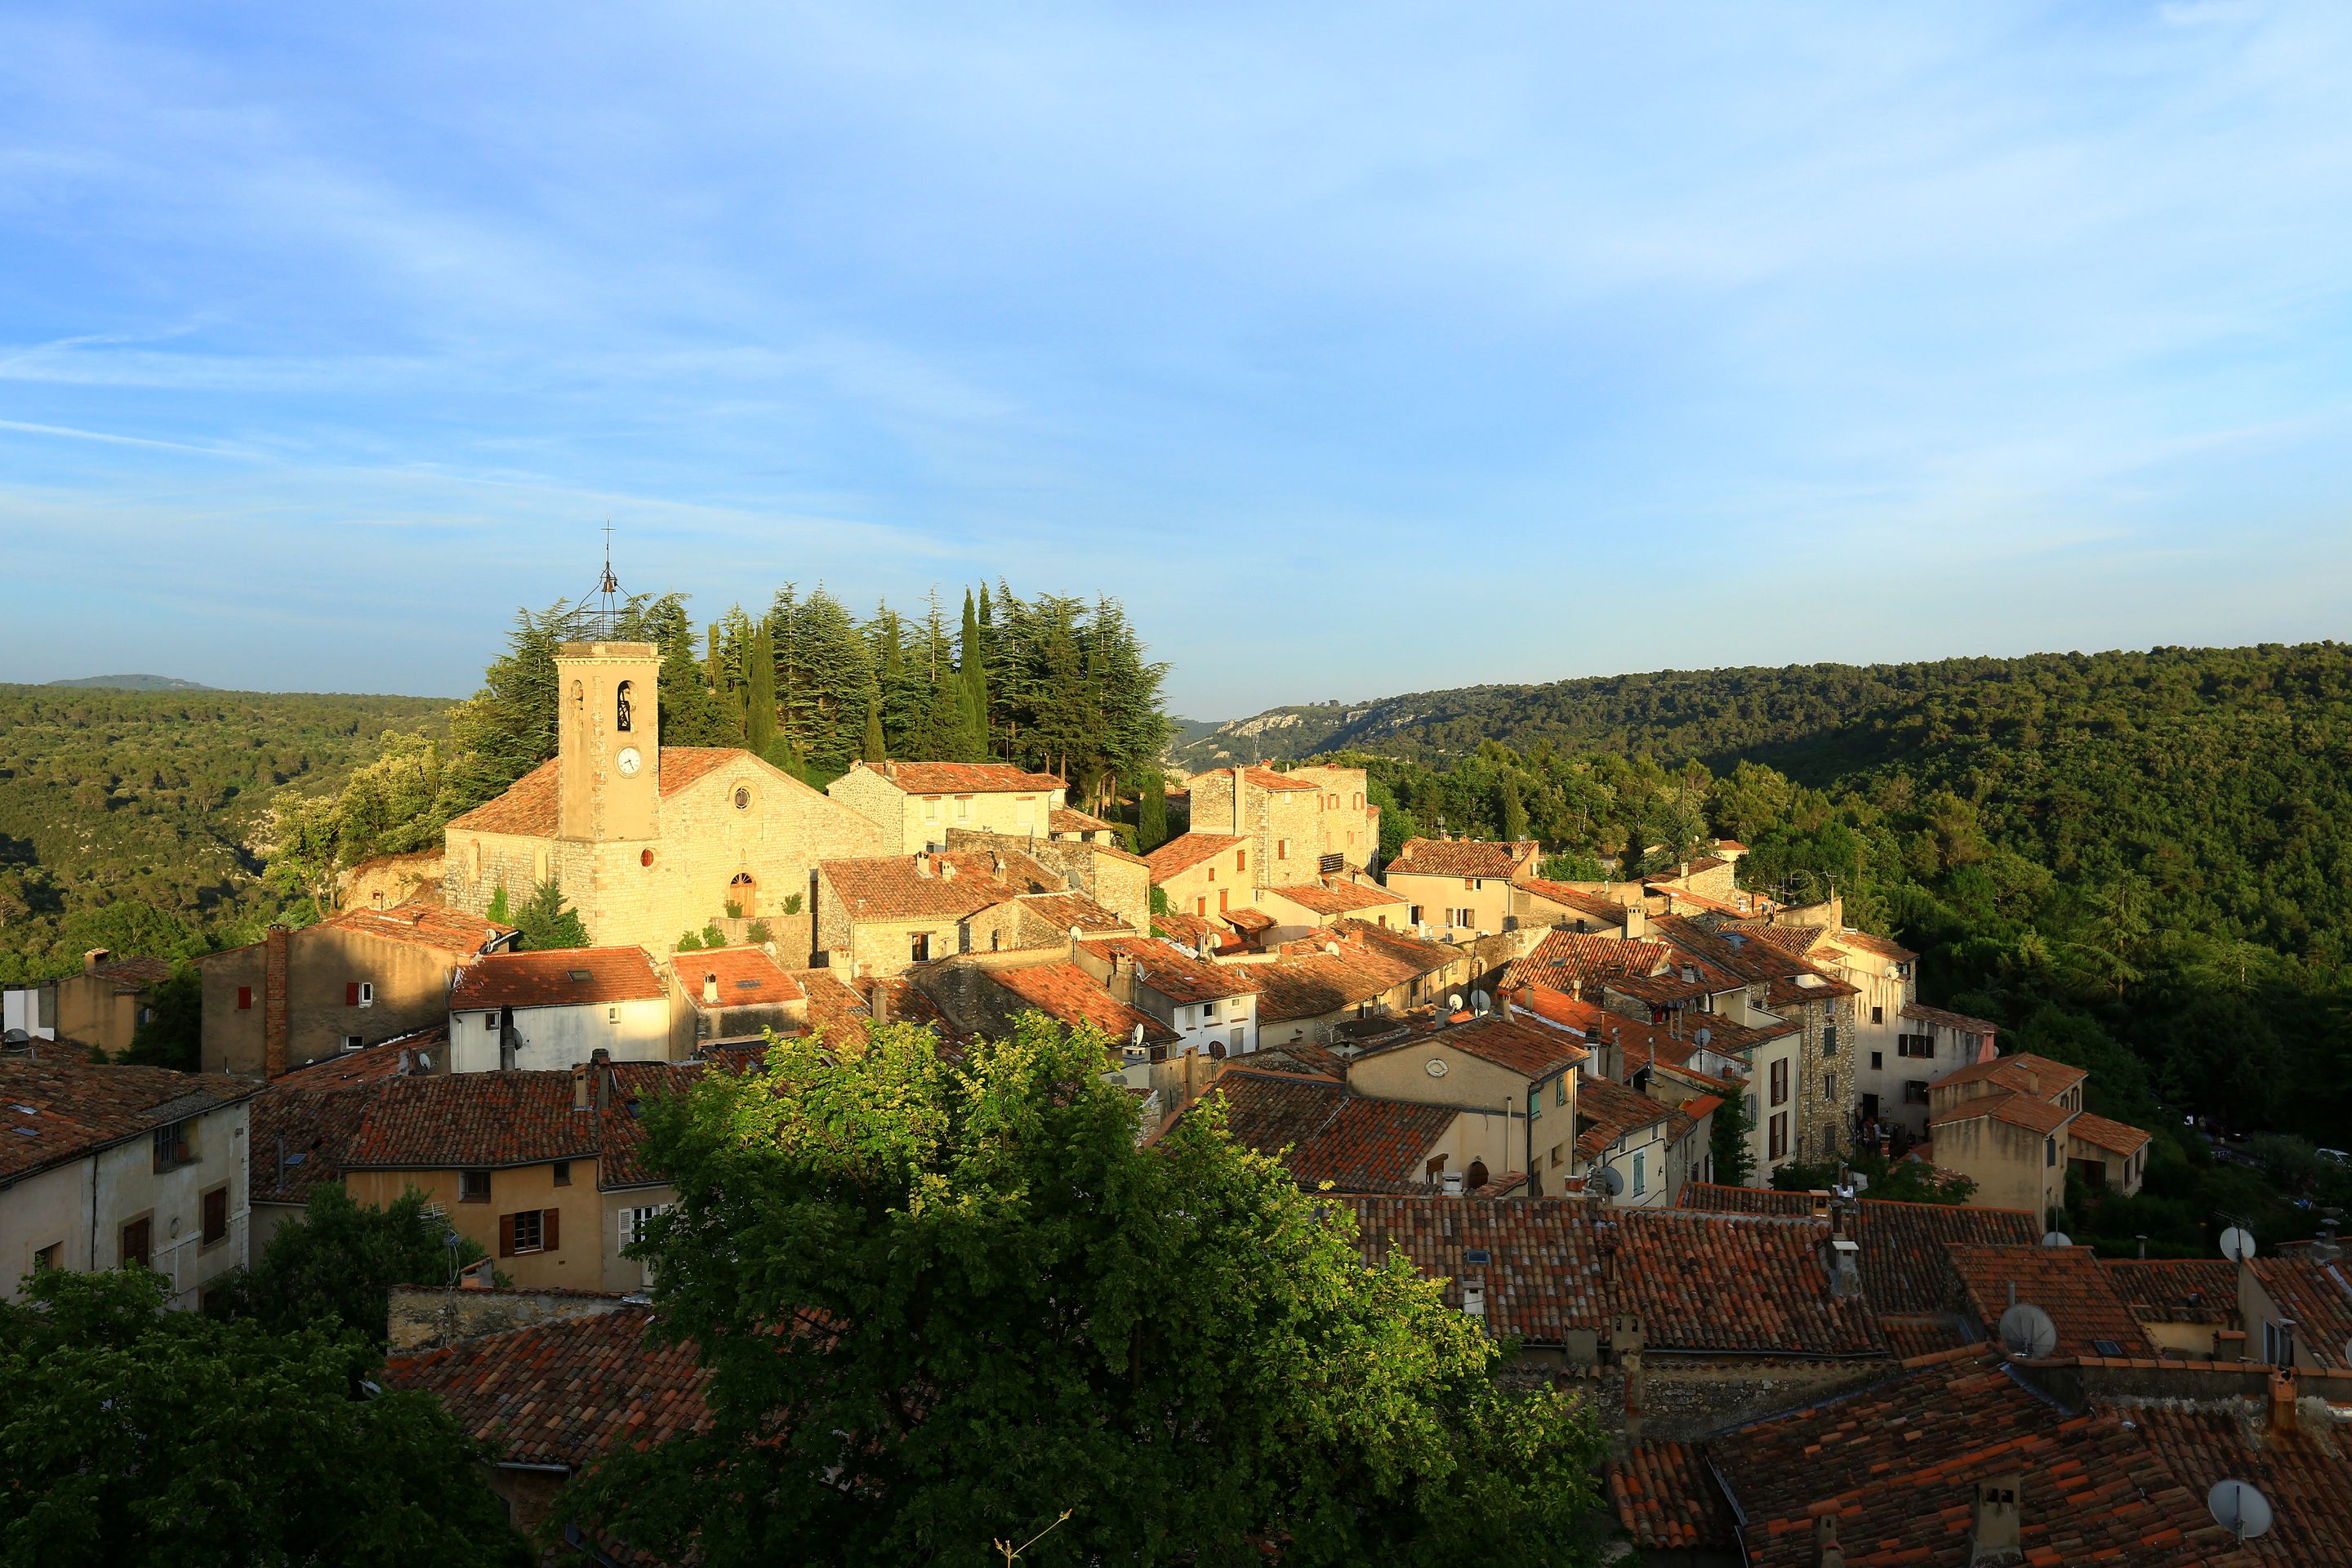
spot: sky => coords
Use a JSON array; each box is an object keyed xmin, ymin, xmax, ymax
[{"xmin": 2, "ymin": 2, "xmax": 2350, "ymax": 719}]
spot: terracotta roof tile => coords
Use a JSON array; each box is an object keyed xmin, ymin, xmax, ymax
[
  {"xmin": 319, "ymin": 900, "xmax": 514, "ymax": 956},
  {"xmin": 345, "ymin": 1071, "xmax": 601, "ymax": 1169},
  {"xmin": 1653, "ymin": 914, "xmax": 1859, "ymax": 1001},
  {"xmin": 866, "ymin": 760, "xmax": 1065, "ymax": 795},
  {"xmin": 988, "ymin": 961, "xmax": 1180, "ymax": 1049},
  {"xmin": 1571, "ymin": 1076, "xmax": 1677, "ymax": 1160},
  {"xmin": 2124, "ymin": 1400, "xmax": 2352, "ymax": 1563},
  {"xmin": 446, "ymin": 748, "xmax": 757, "ymax": 837},
  {"xmin": 1263, "ymin": 880, "xmax": 1406, "ymax": 916},
  {"xmin": 448, "ymin": 947, "xmax": 666, "ymax": 1012},
  {"xmin": 1878, "ymin": 1314, "xmax": 1972, "ymax": 1358},
  {"xmin": 0, "ymin": 1057, "xmax": 262, "ymax": 1183},
  {"xmin": 1080, "ymin": 937, "xmax": 1258, "ymax": 1003},
  {"xmin": 1245, "ymin": 926, "xmax": 1456, "ymax": 1025},
  {"xmin": 1947, "ymin": 1245, "xmax": 2154, "ymax": 1358},
  {"xmin": 817, "ymin": 849, "xmax": 1064, "ymax": 924},
  {"xmin": 1049, "ymin": 806, "xmax": 1116, "ymax": 835},
  {"xmin": 1508, "ymin": 879, "xmax": 1630, "ymax": 923},
  {"xmin": 1500, "ymin": 930, "xmax": 1669, "ymax": 993},
  {"xmin": 2068, "ymin": 1110, "xmax": 2151, "ymax": 1156},
  {"xmin": 2100, "ymin": 1258, "xmax": 2238, "ymax": 1326},
  {"xmin": 1359, "ymin": 1013, "xmax": 1588, "ymax": 1081},
  {"xmin": 1241, "ymin": 765, "xmax": 1319, "ymax": 792},
  {"xmin": 670, "ymin": 947, "xmax": 805, "ymax": 1010},
  {"xmin": 1018, "ymin": 890, "xmax": 1131, "ymax": 936},
  {"xmin": 1383, "ymin": 837, "xmax": 1538, "ymax": 881},
  {"xmin": 1201, "ymin": 1070, "xmax": 1458, "ymax": 1192},
  {"xmin": 1676, "ymin": 1182, "xmax": 1818, "ymax": 1216},
  {"xmin": 1142, "ymin": 832, "xmax": 1245, "ymax": 881},
  {"xmin": 1931, "ymin": 1086, "xmax": 2077, "ymax": 1136},
  {"xmin": 1900, "ymin": 1000, "xmax": 2004, "ymax": 1036},
  {"xmin": 85, "ymin": 955, "xmax": 174, "ymax": 991},
  {"xmin": 385, "ymin": 1307, "xmax": 709, "ymax": 1469},
  {"xmin": 1508, "ymin": 985, "xmax": 1787, "ymax": 1071},
  {"xmin": 2246, "ymin": 1255, "xmax": 2352, "ymax": 1370},
  {"xmin": 1847, "ymin": 1200, "xmax": 2041, "ymax": 1314},
  {"xmin": 1609, "ymin": 1441, "xmax": 1737, "ymax": 1552},
  {"xmin": 1828, "ymin": 927, "xmax": 1919, "ymax": 964}
]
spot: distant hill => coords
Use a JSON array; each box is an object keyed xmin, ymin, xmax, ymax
[{"xmin": 47, "ymin": 674, "xmax": 215, "ymax": 692}]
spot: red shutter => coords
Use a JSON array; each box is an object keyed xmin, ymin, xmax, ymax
[
  {"xmin": 542, "ymin": 1208, "xmax": 559, "ymax": 1252},
  {"xmin": 345, "ymin": 982, "xmax": 360, "ymax": 1006},
  {"xmin": 498, "ymin": 1213, "xmax": 516, "ymax": 1257},
  {"xmin": 237, "ymin": 986, "xmax": 252, "ymax": 1010}
]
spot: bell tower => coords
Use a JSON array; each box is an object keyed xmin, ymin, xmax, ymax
[{"xmin": 554, "ymin": 532, "xmax": 661, "ymax": 844}]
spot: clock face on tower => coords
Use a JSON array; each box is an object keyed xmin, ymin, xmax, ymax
[{"xmin": 616, "ymin": 746, "xmax": 642, "ymax": 777}]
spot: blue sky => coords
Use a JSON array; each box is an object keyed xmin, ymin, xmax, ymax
[{"xmin": 2, "ymin": 2, "xmax": 2348, "ymax": 718}]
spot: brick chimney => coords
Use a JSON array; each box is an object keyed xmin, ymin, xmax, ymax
[
  {"xmin": 1967, "ymin": 1475, "xmax": 2022, "ymax": 1566},
  {"xmin": 2266, "ymin": 1368, "xmax": 2298, "ymax": 1436},
  {"xmin": 263, "ymin": 924, "xmax": 291, "ymax": 1078}
]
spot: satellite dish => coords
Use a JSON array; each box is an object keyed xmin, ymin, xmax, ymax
[
  {"xmin": 1694, "ymin": 1027, "xmax": 1711, "ymax": 1048},
  {"xmin": 2220, "ymin": 1227, "xmax": 2258, "ymax": 1263},
  {"xmin": 1130, "ymin": 1023, "xmax": 1144, "ymax": 1045},
  {"xmin": 2207, "ymin": 1480, "xmax": 2274, "ymax": 1541},
  {"xmin": 1470, "ymin": 989, "xmax": 1492, "ymax": 1013},
  {"xmin": 1591, "ymin": 1165, "xmax": 1625, "ymax": 1197},
  {"xmin": 1069, "ymin": 925, "xmax": 1084, "ymax": 942},
  {"xmin": 1447, "ymin": 992, "xmax": 1464, "ymax": 1012},
  {"xmin": 2040, "ymin": 1231, "xmax": 2073, "ymax": 1248},
  {"xmin": 1997, "ymin": 1302, "xmax": 2059, "ymax": 1360}
]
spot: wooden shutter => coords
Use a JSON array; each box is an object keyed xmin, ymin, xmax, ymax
[
  {"xmin": 542, "ymin": 1208, "xmax": 559, "ymax": 1252},
  {"xmin": 498, "ymin": 1213, "xmax": 516, "ymax": 1257},
  {"xmin": 203, "ymin": 1187, "xmax": 228, "ymax": 1244},
  {"xmin": 345, "ymin": 982, "xmax": 360, "ymax": 1006}
]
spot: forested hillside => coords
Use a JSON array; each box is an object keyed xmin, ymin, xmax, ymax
[
  {"xmin": 0, "ymin": 686, "xmax": 452, "ymax": 982},
  {"xmin": 1276, "ymin": 642, "xmax": 2352, "ymax": 1184}
]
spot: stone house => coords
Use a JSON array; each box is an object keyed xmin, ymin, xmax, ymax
[
  {"xmin": 1343, "ymin": 1011, "xmax": 1588, "ymax": 1198},
  {"xmin": 666, "ymin": 946, "xmax": 808, "ymax": 1054},
  {"xmin": 1572, "ymin": 1075, "xmax": 1697, "ymax": 1209},
  {"xmin": 816, "ymin": 849, "xmax": 1133, "ymax": 979},
  {"xmin": 1925, "ymin": 1054, "xmax": 2086, "ymax": 1223},
  {"xmin": 440, "ymin": 640, "xmax": 889, "ymax": 960},
  {"xmin": 1185, "ymin": 765, "xmax": 1330, "ymax": 880},
  {"xmin": 199, "ymin": 902, "xmax": 516, "ymax": 1080},
  {"xmin": 1190, "ymin": 1068, "xmax": 1464, "ymax": 1192},
  {"xmin": 1272, "ymin": 763, "xmax": 1379, "ymax": 871},
  {"xmin": 445, "ymin": 947, "xmax": 671, "ymax": 1074},
  {"xmin": 1257, "ymin": 877, "xmax": 1410, "ymax": 942},
  {"xmin": 2, "ymin": 1054, "xmax": 262, "ymax": 1307},
  {"xmin": 1380, "ymin": 837, "xmax": 1540, "ymax": 937},
  {"xmin": 1245, "ymin": 923, "xmax": 1472, "ymax": 1049},
  {"xmin": 825, "ymin": 759, "xmax": 1068, "ymax": 853},
  {"xmin": 951, "ymin": 825, "xmax": 1152, "ymax": 935},
  {"xmin": 1077, "ymin": 936, "xmax": 1260, "ymax": 1059},
  {"xmin": 1143, "ymin": 831, "xmax": 1259, "ymax": 924},
  {"xmin": 1508, "ymin": 878, "xmax": 1635, "ymax": 934},
  {"xmin": 1047, "ymin": 805, "xmax": 1122, "ymax": 846},
  {"xmin": 38, "ymin": 950, "xmax": 173, "ymax": 1057},
  {"xmin": 1871, "ymin": 1000, "xmax": 2000, "ymax": 1137},
  {"xmin": 339, "ymin": 1057, "xmax": 694, "ymax": 1294}
]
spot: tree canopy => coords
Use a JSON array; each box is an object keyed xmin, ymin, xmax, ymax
[
  {"xmin": 561, "ymin": 1013, "xmax": 1609, "ymax": 1568},
  {"xmin": 204, "ymin": 1183, "xmax": 490, "ymax": 1349}
]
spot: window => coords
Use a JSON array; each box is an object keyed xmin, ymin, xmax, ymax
[
  {"xmin": 1769, "ymin": 1059, "xmax": 1788, "ymax": 1107},
  {"xmin": 1196, "ymin": 897, "xmax": 1207, "ymax": 918},
  {"xmin": 615, "ymin": 679, "xmax": 634, "ymax": 732},
  {"xmin": 2045, "ymin": 1137, "xmax": 2057, "ymax": 1168},
  {"xmin": 553, "ymin": 1160, "xmax": 572, "ymax": 1187},
  {"xmin": 1822, "ymin": 1023, "xmax": 1836, "ymax": 1056},
  {"xmin": 1463, "ymin": 877, "xmax": 1476, "ymax": 890},
  {"xmin": 1276, "ymin": 839, "xmax": 1289, "ymax": 860},
  {"xmin": 1904, "ymin": 1080, "xmax": 1930, "ymax": 1105},
  {"xmin": 956, "ymin": 796, "xmax": 973, "ymax": 821},
  {"xmin": 501, "ymin": 1208, "xmax": 558, "ymax": 1256},
  {"xmin": 485, "ymin": 1013, "xmax": 499, "ymax": 1031},
  {"xmin": 924, "ymin": 796, "xmax": 942, "ymax": 822},
  {"xmin": 202, "ymin": 1185, "xmax": 229, "ymax": 1245},
  {"xmin": 733, "ymin": 786, "xmax": 752, "ymax": 811},
  {"xmin": 1824, "ymin": 1072, "xmax": 1836, "ymax": 1102},
  {"xmin": 1206, "ymin": 865, "xmax": 1216, "ymax": 883},
  {"xmin": 1218, "ymin": 890, "xmax": 1229, "ymax": 912},
  {"xmin": 1454, "ymin": 906, "xmax": 1475, "ymax": 928},
  {"xmin": 1236, "ymin": 849, "xmax": 1247, "ymax": 875},
  {"xmin": 1555, "ymin": 1076, "xmax": 1567, "ymax": 1106},
  {"xmin": 1549, "ymin": 1143, "xmax": 1562, "ymax": 1168},
  {"xmin": 1203, "ymin": 999, "xmax": 1218, "ymax": 1019},
  {"xmin": 236, "ymin": 985, "xmax": 252, "ymax": 1010},
  {"xmin": 346, "ymin": 982, "xmax": 361, "ymax": 1006},
  {"xmin": 2265, "ymin": 1319, "xmax": 2295, "ymax": 1366},
  {"xmin": 911, "ymin": 933, "xmax": 932, "ymax": 964},
  {"xmin": 1631, "ymin": 1152, "xmax": 1646, "ymax": 1196},
  {"xmin": 1408, "ymin": 905, "xmax": 1423, "ymax": 924},
  {"xmin": 152, "ymin": 1120, "xmax": 194, "ymax": 1172},
  {"xmin": 1767, "ymin": 1114, "xmax": 1788, "ymax": 1161},
  {"xmin": 1871, "ymin": 1005, "xmax": 1883, "ymax": 1025},
  {"xmin": 1870, "ymin": 1050, "xmax": 1883, "ymax": 1071},
  {"xmin": 459, "ymin": 1169, "xmax": 492, "ymax": 1204},
  {"xmin": 1898, "ymin": 1034, "xmax": 1936, "ymax": 1058},
  {"xmin": 619, "ymin": 1205, "xmax": 670, "ymax": 1250},
  {"xmin": 33, "ymin": 1242, "xmax": 61, "ymax": 1272},
  {"xmin": 341, "ymin": 1035, "xmax": 363, "ymax": 1052},
  {"xmin": 120, "ymin": 1217, "xmax": 152, "ymax": 1271}
]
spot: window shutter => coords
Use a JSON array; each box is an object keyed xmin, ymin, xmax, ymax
[
  {"xmin": 345, "ymin": 982, "xmax": 360, "ymax": 1006},
  {"xmin": 498, "ymin": 1213, "xmax": 516, "ymax": 1257},
  {"xmin": 542, "ymin": 1208, "xmax": 560, "ymax": 1251}
]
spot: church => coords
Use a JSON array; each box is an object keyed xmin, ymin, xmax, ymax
[{"xmin": 440, "ymin": 638, "xmax": 889, "ymax": 957}]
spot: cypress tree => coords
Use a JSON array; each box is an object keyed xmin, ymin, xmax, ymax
[
  {"xmin": 746, "ymin": 623, "xmax": 777, "ymax": 758},
  {"xmin": 863, "ymin": 699, "xmax": 886, "ymax": 764},
  {"xmin": 1136, "ymin": 764, "xmax": 1169, "ymax": 853},
  {"xmin": 1499, "ymin": 773, "xmax": 1530, "ymax": 843}
]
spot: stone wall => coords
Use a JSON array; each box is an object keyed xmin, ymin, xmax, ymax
[
  {"xmin": 1586, "ymin": 1356, "xmax": 1892, "ymax": 1442},
  {"xmin": 198, "ymin": 923, "xmax": 470, "ymax": 1079},
  {"xmin": 387, "ymin": 1282, "xmax": 634, "ymax": 1351}
]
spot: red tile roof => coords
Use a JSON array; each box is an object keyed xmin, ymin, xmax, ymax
[
  {"xmin": 448, "ymin": 947, "xmax": 666, "ymax": 1012},
  {"xmin": 2100, "ymin": 1258, "xmax": 2238, "ymax": 1326},
  {"xmin": 0, "ymin": 1057, "xmax": 262, "ymax": 1183},
  {"xmin": 251, "ymin": 1077, "xmax": 382, "ymax": 1205},
  {"xmin": 344, "ymin": 1071, "xmax": 601, "ymax": 1169},
  {"xmin": 1142, "ymin": 832, "xmax": 1245, "ymax": 881},
  {"xmin": 1501, "ymin": 930, "xmax": 1670, "ymax": 993},
  {"xmin": 1241, "ymin": 765, "xmax": 1319, "ymax": 792},
  {"xmin": 84, "ymin": 955, "xmax": 174, "ymax": 992},
  {"xmin": 2068, "ymin": 1110, "xmax": 2151, "ymax": 1156},
  {"xmin": 1263, "ymin": 880, "xmax": 1406, "ymax": 916},
  {"xmin": 1677, "ymin": 1182, "xmax": 1819, "ymax": 1216},
  {"xmin": 1900, "ymin": 1000, "xmax": 2003, "ymax": 1036},
  {"xmin": 1508, "ymin": 984, "xmax": 1787, "ymax": 1071},
  {"xmin": 671, "ymin": 947, "xmax": 805, "ymax": 1010},
  {"xmin": 1508, "ymin": 879, "xmax": 1630, "ymax": 923},
  {"xmin": 1947, "ymin": 1244, "xmax": 2153, "ymax": 1358},
  {"xmin": 790, "ymin": 969, "xmax": 871, "ymax": 1053},
  {"xmin": 1878, "ymin": 1314, "xmax": 1971, "ymax": 1358},
  {"xmin": 318, "ymin": 900, "xmax": 514, "ymax": 956},
  {"xmin": 987, "ymin": 961, "xmax": 1181, "ymax": 1049},
  {"xmin": 1361, "ymin": 1013, "xmax": 1588, "ymax": 1081},
  {"xmin": 1930, "ymin": 1086, "xmax": 2077, "ymax": 1136},
  {"xmin": 817, "ymin": 849, "xmax": 1063, "ymax": 923},
  {"xmin": 1572, "ymin": 1076, "xmax": 1677, "ymax": 1160},
  {"xmin": 1846, "ymin": 1200, "xmax": 2041, "ymax": 1315},
  {"xmin": 446, "ymin": 748, "xmax": 758, "ymax": 836},
  {"xmin": 384, "ymin": 1306, "xmax": 709, "ymax": 1469},
  {"xmin": 1609, "ymin": 1441, "xmax": 1736, "ymax": 1553},
  {"xmin": 1080, "ymin": 937, "xmax": 1258, "ymax": 1003},
  {"xmin": 1018, "ymin": 890, "xmax": 1132, "ymax": 936},
  {"xmin": 2123, "ymin": 1399, "xmax": 2352, "ymax": 1564},
  {"xmin": 1653, "ymin": 914, "xmax": 1860, "ymax": 1003},
  {"xmin": 1049, "ymin": 806, "xmax": 1116, "ymax": 835},
  {"xmin": 1383, "ymin": 837, "xmax": 1538, "ymax": 880},
  {"xmin": 1201, "ymin": 1070, "xmax": 1458, "ymax": 1192},
  {"xmin": 859, "ymin": 760, "xmax": 1067, "ymax": 795},
  {"xmin": 1245, "ymin": 927, "xmax": 1457, "ymax": 1025},
  {"xmin": 1828, "ymin": 927, "xmax": 1918, "ymax": 964},
  {"xmin": 2247, "ymin": 1255, "xmax": 2352, "ymax": 1370},
  {"xmin": 1712, "ymin": 1347, "xmax": 2253, "ymax": 1568}
]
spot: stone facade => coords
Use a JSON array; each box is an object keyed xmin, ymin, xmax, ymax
[
  {"xmin": 1000, "ymin": 834, "xmax": 1152, "ymax": 935},
  {"xmin": 1778, "ymin": 991, "xmax": 1861, "ymax": 1168},
  {"xmin": 200, "ymin": 916, "xmax": 505, "ymax": 1079},
  {"xmin": 826, "ymin": 760, "xmax": 1067, "ymax": 853},
  {"xmin": 1187, "ymin": 767, "xmax": 1325, "ymax": 883},
  {"xmin": 1281, "ymin": 764, "xmax": 1379, "ymax": 870}
]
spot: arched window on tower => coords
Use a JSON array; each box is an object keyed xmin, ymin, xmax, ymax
[
  {"xmin": 616, "ymin": 679, "xmax": 634, "ymax": 733},
  {"xmin": 571, "ymin": 679, "xmax": 584, "ymax": 718}
]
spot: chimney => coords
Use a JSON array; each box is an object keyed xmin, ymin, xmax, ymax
[
  {"xmin": 915, "ymin": 853, "xmax": 933, "ymax": 879},
  {"xmin": 572, "ymin": 1065, "xmax": 590, "ymax": 1111},
  {"xmin": 939, "ymin": 859, "xmax": 956, "ymax": 881},
  {"xmin": 702, "ymin": 972, "xmax": 719, "ymax": 1007},
  {"xmin": 1623, "ymin": 1343, "xmax": 1646, "ymax": 1445},
  {"xmin": 1814, "ymin": 1514, "xmax": 1846, "ymax": 1568},
  {"xmin": 83, "ymin": 947, "xmax": 111, "ymax": 973},
  {"xmin": 2266, "ymin": 1368, "xmax": 2298, "ymax": 1433},
  {"xmin": 1810, "ymin": 1190, "xmax": 1833, "ymax": 1223},
  {"xmin": 2314, "ymin": 1214, "xmax": 2342, "ymax": 1263},
  {"xmin": 263, "ymin": 924, "xmax": 292, "ymax": 1079},
  {"xmin": 1967, "ymin": 1476, "xmax": 2021, "ymax": 1565},
  {"xmin": 1820, "ymin": 1235, "xmax": 1861, "ymax": 1301},
  {"xmin": 591, "ymin": 1046, "xmax": 615, "ymax": 1111}
]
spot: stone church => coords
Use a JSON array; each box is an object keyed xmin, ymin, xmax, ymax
[{"xmin": 440, "ymin": 639, "xmax": 889, "ymax": 956}]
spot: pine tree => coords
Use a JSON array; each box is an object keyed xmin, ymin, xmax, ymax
[{"xmin": 791, "ymin": 588, "xmax": 873, "ymax": 769}]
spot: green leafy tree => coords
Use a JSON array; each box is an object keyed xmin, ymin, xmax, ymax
[
  {"xmin": 676, "ymin": 929, "xmax": 704, "ymax": 952},
  {"xmin": 515, "ymin": 879, "xmax": 590, "ymax": 951},
  {"xmin": 561, "ymin": 1015, "xmax": 1610, "ymax": 1567},
  {"xmin": 118, "ymin": 960, "xmax": 202, "ymax": 1071},
  {"xmin": 205, "ymin": 1183, "xmax": 489, "ymax": 1348},
  {"xmin": 0, "ymin": 1267, "xmax": 529, "ymax": 1567},
  {"xmin": 1710, "ymin": 1084, "xmax": 1756, "ymax": 1188},
  {"xmin": 485, "ymin": 883, "xmax": 511, "ymax": 925}
]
